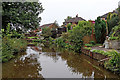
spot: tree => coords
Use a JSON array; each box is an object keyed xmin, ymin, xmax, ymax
[
  {"xmin": 42, "ymin": 27, "xmax": 52, "ymax": 39},
  {"xmin": 2, "ymin": 2, "xmax": 44, "ymax": 33},
  {"xmin": 107, "ymin": 14, "xmax": 119, "ymax": 35},
  {"xmin": 94, "ymin": 17, "xmax": 106, "ymax": 43},
  {"xmin": 68, "ymin": 21, "xmax": 92, "ymax": 52},
  {"xmin": 64, "ymin": 16, "xmax": 72, "ymax": 21},
  {"xmin": 67, "ymin": 23, "xmax": 72, "ymax": 31}
]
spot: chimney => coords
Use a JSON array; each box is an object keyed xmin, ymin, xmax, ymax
[{"xmin": 76, "ymin": 14, "xmax": 78, "ymax": 17}]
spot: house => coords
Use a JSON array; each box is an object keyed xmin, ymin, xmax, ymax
[
  {"xmin": 100, "ymin": 10, "xmax": 118, "ymax": 20},
  {"xmin": 63, "ymin": 14, "xmax": 86, "ymax": 26},
  {"xmin": 37, "ymin": 23, "xmax": 59, "ymax": 38},
  {"xmin": 39, "ymin": 23, "xmax": 59, "ymax": 29},
  {"xmin": 88, "ymin": 20, "xmax": 95, "ymax": 24}
]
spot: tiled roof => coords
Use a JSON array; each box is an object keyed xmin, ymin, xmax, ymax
[
  {"xmin": 40, "ymin": 23, "xmax": 54, "ymax": 28},
  {"xmin": 64, "ymin": 17, "xmax": 86, "ymax": 23},
  {"xmin": 100, "ymin": 10, "xmax": 118, "ymax": 19}
]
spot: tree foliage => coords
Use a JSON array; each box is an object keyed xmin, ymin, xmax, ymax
[
  {"xmin": 67, "ymin": 23, "xmax": 72, "ymax": 31},
  {"xmin": 107, "ymin": 13, "xmax": 119, "ymax": 34},
  {"xmin": 2, "ymin": 2, "xmax": 44, "ymax": 33},
  {"xmin": 42, "ymin": 27, "xmax": 52, "ymax": 39},
  {"xmin": 68, "ymin": 21, "xmax": 92, "ymax": 52},
  {"xmin": 65, "ymin": 16, "xmax": 72, "ymax": 21},
  {"xmin": 94, "ymin": 17, "xmax": 106, "ymax": 43},
  {"xmin": 110, "ymin": 23, "xmax": 120, "ymax": 38}
]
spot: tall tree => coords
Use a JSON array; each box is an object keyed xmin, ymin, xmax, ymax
[
  {"xmin": 2, "ymin": 2, "xmax": 44, "ymax": 33},
  {"xmin": 94, "ymin": 17, "xmax": 106, "ymax": 43}
]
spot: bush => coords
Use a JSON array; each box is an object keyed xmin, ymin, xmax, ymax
[
  {"xmin": 107, "ymin": 16, "xmax": 119, "ymax": 34},
  {"xmin": 46, "ymin": 21, "xmax": 92, "ymax": 53},
  {"xmin": 89, "ymin": 41, "xmax": 95, "ymax": 45},
  {"xmin": 91, "ymin": 49, "xmax": 118, "ymax": 57},
  {"xmin": 109, "ymin": 24, "xmax": 120, "ymax": 40},
  {"xmin": 2, "ymin": 36, "xmax": 27, "ymax": 62},
  {"xmin": 55, "ymin": 38, "xmax": 66, "ymax": 47},
  {"xmin": 109, "ymin": 37, "xmax": 119, "ymax": 40},
  {"xmin": 67, "ymin": 23, "xmax": 72, "ymax": 31},
  {"xmin": 104, "ymin": 50, "xmax": 120, "ymax": 72},
  {"xmin": 92, "ymin": 49, "xmax": 104, "ymax": 54},
  {"xmin": 42, "ymin": 27, "xmax": 52, "ymax": 39}
]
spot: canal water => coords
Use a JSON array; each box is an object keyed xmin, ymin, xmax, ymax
[{"xmin": 2, "ymin": 45, "xmax": 120, "ymax": 79}]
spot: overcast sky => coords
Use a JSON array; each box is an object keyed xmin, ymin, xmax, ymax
[{"xmin": 39, "ymin": 0, "xmax": 120, "ymax": 26}]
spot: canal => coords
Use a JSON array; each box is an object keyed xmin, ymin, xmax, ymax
[{"xmin": 2, "ymin": 44, "xmax": 120, "ymax": 79}]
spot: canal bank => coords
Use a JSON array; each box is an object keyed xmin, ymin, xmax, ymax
[
  {"xmin": 2, "ymin": 44, "xmax": 120, "ymax": 79},
  {"xmin": 81, "ymin": 47, "xmax": 120, "ymax": 75}
]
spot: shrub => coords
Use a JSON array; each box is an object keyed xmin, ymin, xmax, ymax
[
  {"xmin": 55, "ymin": 38, "xmax": 66, "ymax": 47},
  {"xmin": 89, "ymin": 41, "xmax": 95, "ymax": 45},
  {"xmin": 107, "ymin": 16, "xmax": 119, "ymax": 34},
  {"xmin": 104, "ymin": 50, "xmax": 120, "ymax": 72},
  {"xmin": 109, "ymin": 37, "xmax": 119, "ymax": 40},
  {"xmin": 91, "ymin": 49, "xmax": 118, "ymax": 57},
  {"xmin": 42, "ymin": 27, "xmax": 52, "ymax": 39},
  {"xmin": 92, "ymin": 49, "xmax": 104, "ymax": 54},
  {"xmin": 2, "ymin": 36, "xmax": 27, "ymax": 62},
  {"xmin": 67, "ymin": 23, "xmax": 72, "ymax": 31}
]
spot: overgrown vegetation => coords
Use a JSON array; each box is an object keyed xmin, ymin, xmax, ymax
[
  {"xmin": 91, "ymin": 49, "xmax": 120, "ymax": 73},
  {"xmin": 42, "ymin": 21, "xmax": 93, "ymax": 53},
  {"xmin": 109, "ymin": 23, "xmax": 120, "ymax": 40},
  {"xmin": 2, "ymin": 37, "xmax": 27, "ymax": 62},
  {"xmin": 1, "ymin": 23, "xmax": 27, "ymax": 63},
  {"xmin": 107, "ymin": 13, "xmax": 119, "ymax": 35},
  {"xmin": 42, "ymin": 27, "xmax": 52, "ymax": 39},
  {"xmin": 104, "ymin": 50, "xmax": 120, "ymax": 73}
]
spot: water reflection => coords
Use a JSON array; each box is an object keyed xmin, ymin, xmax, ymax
[
  {"xmin": 2, "ymin": 47, "xmax": 43, "ymax": 78},
  {"xmin": 2, "ymin": 45, "xmax": 120, "ymax": 79}
]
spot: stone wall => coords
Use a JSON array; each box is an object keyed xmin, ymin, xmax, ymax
[{"xmin": 109, "ymin": 40, "xmax": 120, "ymax": 50}]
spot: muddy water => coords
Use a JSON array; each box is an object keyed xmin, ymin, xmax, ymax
[{"xmin": 2, "ymin": 45, "xmax": 120, "ymax": 78}]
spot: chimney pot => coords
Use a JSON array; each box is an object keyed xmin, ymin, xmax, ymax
[{"xmin": 76, "ymin": 14, "xmax": 78, "ymax": 17}]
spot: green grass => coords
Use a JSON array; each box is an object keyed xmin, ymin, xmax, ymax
[
  {"xmin": 83, "ymin": 47, "xmax": 92, "ymax": 50},
  {"xmin": 94, "ymin": 44, "xmax": 102, "ymax": 46},
  {"xmin": 84, "ymin": 44, "xmax": 93, "ymax": 47}
]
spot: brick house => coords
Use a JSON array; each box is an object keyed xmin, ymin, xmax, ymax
[
  {"xmin": 63, "ymin": 15, "xmax": 86, "ymax": 27},
  {"xmin": 39, "ymin": 23, "xmax": 59, "ymax": 29}
]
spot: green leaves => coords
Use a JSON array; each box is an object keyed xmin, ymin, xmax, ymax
[
  {"xmin": 2, "ymin": 2, "xmax": 44, "ymax": 33},
  {"xmin": 2, "ymin": 36, "xmax": 27, "ymax": 62},
  {"xmin": 94, "ymin": 17, "xmax": 106, "ymax": 43},
  {"xmin": 42, "ymin": 27, "xmax": 52, "ymax": 38},
  {"xmin": 104, "ymin": 50, "xmax": 120, "ymax": 72}
]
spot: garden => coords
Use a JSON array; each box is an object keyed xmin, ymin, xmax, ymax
[
  {"xmin": 1, "ymin": 1, "xmax": 120, "ymax": 78},
  {"xmin": 40, "ymin": 11, "xmax": 120, "ymax": 74}
]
